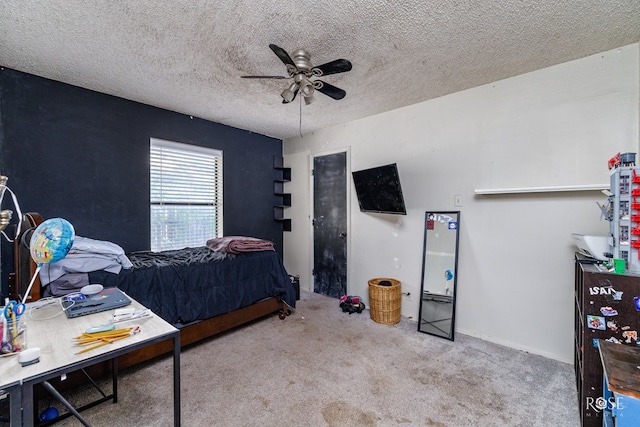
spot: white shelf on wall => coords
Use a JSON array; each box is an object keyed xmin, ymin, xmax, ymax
[{"xmin": 474, "ymin": 183, "xmax": 609, "ymax": 195}]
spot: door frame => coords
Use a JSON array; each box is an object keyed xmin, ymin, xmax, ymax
[{"xmin": 309, "ymin": 147, "xmax": 351, "ymax": 295}]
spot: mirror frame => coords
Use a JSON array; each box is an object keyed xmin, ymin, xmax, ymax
[{"xmin": 417, "ymin": 211, "xmax": 460, "ymax": 341}]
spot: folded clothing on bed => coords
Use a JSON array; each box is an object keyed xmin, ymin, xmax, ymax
[
  {"xmin": 45, "ymin": 272, "xmax": 90, "ymax": 296},
  {"xmin": 206, "ymin": 236, "xmax": 275, "ymax": 254},
  {"xmin": 39, "ymin": 236, "xmax": 133, "ymax": 285}
]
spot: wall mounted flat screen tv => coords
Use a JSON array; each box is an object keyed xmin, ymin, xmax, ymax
[{"xmin": 352, "ymin": 163, "xmax": 407, "ymax": 215}]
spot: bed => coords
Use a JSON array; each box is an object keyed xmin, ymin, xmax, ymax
[{"xmin": 10, "ymin": 212, "xmax": 296, "ymax": 368}]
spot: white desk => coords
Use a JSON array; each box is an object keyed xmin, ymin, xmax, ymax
[{"xmin": 0, "ymin": 295, "xmax": 180, "ymax": 426}]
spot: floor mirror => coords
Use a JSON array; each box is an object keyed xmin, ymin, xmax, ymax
[{"xmin": 418, "ymin": 211, "xmax": 460, "ymax": 340}]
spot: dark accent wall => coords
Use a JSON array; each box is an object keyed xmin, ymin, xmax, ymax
[{"xmin": 0, "ymin": 67, "xmax": 284, "ymax": 297}]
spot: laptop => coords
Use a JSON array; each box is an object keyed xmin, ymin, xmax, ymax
[{"xmin": 63, "ymin": 287, "xmax": 132, "ymax": 318}]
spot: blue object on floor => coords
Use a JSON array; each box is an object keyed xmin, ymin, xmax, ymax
[{"xmin": 39, "ymin": 407, "xmax": 59, "ymax": 422}]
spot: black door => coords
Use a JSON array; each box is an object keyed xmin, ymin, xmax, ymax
[{"xmin": 313, "ymin": 151, "xmax": 348, "ymax": 298}]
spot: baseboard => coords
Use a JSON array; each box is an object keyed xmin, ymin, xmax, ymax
[{"xmin": 456, "ymin": 327, "xmax": 573, "ymax": 365}]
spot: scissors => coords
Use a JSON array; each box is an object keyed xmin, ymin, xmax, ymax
[{"xmin": 4, "ymin": 300, "xmax": 25, "ymax": 320}]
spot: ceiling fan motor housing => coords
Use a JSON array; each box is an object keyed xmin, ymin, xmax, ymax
[{"xmin": 292, "ymin": 49, "xmax": 312, "ymax": 72}]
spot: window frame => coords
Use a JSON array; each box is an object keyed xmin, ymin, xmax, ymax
[{"xmin": 149, "ymin": 137, "xmax": 223, "ymax": 251}]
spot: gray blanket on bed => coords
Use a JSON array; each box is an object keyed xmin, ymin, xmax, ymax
[{"xmin": 127, "ymin": 246, "xmax": 232, "ymax": 268}]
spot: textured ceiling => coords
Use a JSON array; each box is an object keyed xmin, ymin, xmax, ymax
[{"xmin": 1, "ymin": 1, "xmax": 639, "ymax": 140}]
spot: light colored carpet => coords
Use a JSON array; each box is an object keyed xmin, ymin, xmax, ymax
[{"xmin": 35, "ymin": 291, "xmax": 579, "ymax": 426}]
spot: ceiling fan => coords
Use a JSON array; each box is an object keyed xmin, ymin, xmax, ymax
[{"xmin": 241, "ymin": 44, "xmax": 352, "ymax": 105}]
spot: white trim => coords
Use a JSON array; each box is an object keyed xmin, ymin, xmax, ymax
[
  {"xmin": 149, "ymin": 137, "xmax": 223, "ymax": 251},
  {"xmin": 456, "ymin": 327, "xmax": 572, "ymax": 364},
  {"xmin": 150, "ymin": 137, "xmax": 222, "ymax": 157},
  {"xmin": 474, "ymin": 183, "xmax": 609, "ymax": 195}
]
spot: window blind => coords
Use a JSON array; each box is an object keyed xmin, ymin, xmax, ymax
[{"xmin": 150, "ymin": 138, "xmax": 223, "ymax": 251}]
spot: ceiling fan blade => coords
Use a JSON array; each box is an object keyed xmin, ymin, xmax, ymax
[
  {"xmin": 240, "ymin": 75, "xmax": 289, "ymax": 79},
  {"xmin": 269, "ymin": 44, "xmax": 295, "ymax": 67},
  {"xmin": 316, "ymin": 81, "xmax": 346, "ymax": 100},
  {"xmin": 313, "ymin": 59, "xmax": 352, "ymax": 76}
]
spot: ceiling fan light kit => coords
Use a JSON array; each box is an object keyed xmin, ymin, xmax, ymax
[
  {"xmin": 242, "ymin": 44, "xmax": 352, "ymax": 105},
  {"xmin": 281, "ymin": 82, "xmax": 299, "ymax": 103}
]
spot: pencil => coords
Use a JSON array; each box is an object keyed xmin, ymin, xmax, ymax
[
  {"xmin": 75, "ymin": 331, "xmax": 132, "ymax": 343},
  {"xmin": 74, "ymin": 327, "xmax": 133, "ymax": 340},
  {"xmin": 11, "ymin": 311, "xmax": 16, "ymax": 342},
  {"xmin": 75, "ymin": 336, "xmax": 129, "ymax": 346},
  {"xmin": 75, "ymin": 334, "xmax": 131, "ymax": 354}
]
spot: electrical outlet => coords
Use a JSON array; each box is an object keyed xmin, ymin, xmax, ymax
[{"xmin": 454, "ymin": 194, "xmax": 462, "ymax": 207}]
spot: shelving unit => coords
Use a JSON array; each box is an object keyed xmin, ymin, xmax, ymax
[
  {"xmin": 273, "ymin": 156, "xmax": 291, "ymax": 232},
  {"xmin": 474, "ymin": 183, "xmax": 608, "ymax": 195},
  {"xmin": 610, "ymin": 166, "xmax": 640, "ymax": 273},
  {"xmin": 574, "ymin": 255, "xmax": 640, "ymax": 427}
]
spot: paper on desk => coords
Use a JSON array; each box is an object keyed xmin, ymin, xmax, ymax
[{"xmin": 111, "ymin": 308, "xmax": 152, "ymax": 324}]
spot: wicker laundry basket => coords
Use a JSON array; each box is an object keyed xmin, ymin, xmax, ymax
[{"xmin": 368, "ymin": 278, "xmax": 401, "ymax": 325}]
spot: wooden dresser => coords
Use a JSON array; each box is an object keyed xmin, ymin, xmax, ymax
[{"xmin": 575, "ymin": 255, "xmax": 640, "ymax": 426}]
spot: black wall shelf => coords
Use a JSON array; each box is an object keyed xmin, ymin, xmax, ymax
[
  {"xmin": 274, "ymin": 157, "xmax": 292, "ymax": 231},
  {"xmin": 273, "ymin": 207, "xmax": 292, "ymax": 232}
]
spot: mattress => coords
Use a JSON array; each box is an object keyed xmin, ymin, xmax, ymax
[{"xmin": 89, "ymin": 247, "xmax": 296, "ymax": 325}]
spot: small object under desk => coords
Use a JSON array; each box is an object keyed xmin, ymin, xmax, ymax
[{"xmin": 598, "ymin": 339, "xmax": 640, "ymax": 426}]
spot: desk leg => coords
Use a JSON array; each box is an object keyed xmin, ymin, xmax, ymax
[
  {"xmin": 9, "ymin": 386, "xmax": 21, "ymax": 427},
  {"xmin": 174, "ymin": 333, "xmax": 181, "ymax": 427},
  {"xmin": 21, "ymin": 383, "xmax": 33, "ymax": 427},
  {"xmin": 112, "ymin": 357, "xmax": 118, "ymax": 403},
  {"xmin": 41, "ymin": 381, "xmax": 92, "ymax": 427}
]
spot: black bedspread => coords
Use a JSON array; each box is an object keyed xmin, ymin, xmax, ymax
[{"xmin": 89, "ymin": 247, "xmax": 296, "ymax": 326}]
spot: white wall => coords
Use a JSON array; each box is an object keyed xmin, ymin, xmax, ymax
[{"xmin": 283, "ymin": 44, "xmax": 640, "ymax": 363}]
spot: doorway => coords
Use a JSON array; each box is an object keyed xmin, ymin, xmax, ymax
[{"xmin": 312, "ymin": 151, "xmax": 348, "ymax": 298}]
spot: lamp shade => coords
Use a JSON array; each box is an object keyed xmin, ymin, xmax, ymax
[{"xmin": 29, "ymin": 217, "xmax": 75, "ymax": 265}]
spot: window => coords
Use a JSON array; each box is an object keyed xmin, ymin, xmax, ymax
[{"xmin": 150, "ymin": 138, "xmax": 222, "ymax": 251}]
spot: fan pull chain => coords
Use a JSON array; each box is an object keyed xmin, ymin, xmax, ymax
[{"xmin": 299, "ymin": 94, "xmax": 303, "ymax": 138}]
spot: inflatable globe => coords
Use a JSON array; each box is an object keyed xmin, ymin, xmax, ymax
[
  {"xmin": 445, "ymin": 269, "xmax": 454, "ymax": 281},
  {"xmin": 29, "ymin": 217, "xmax": 75, "ymax": 265}
]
